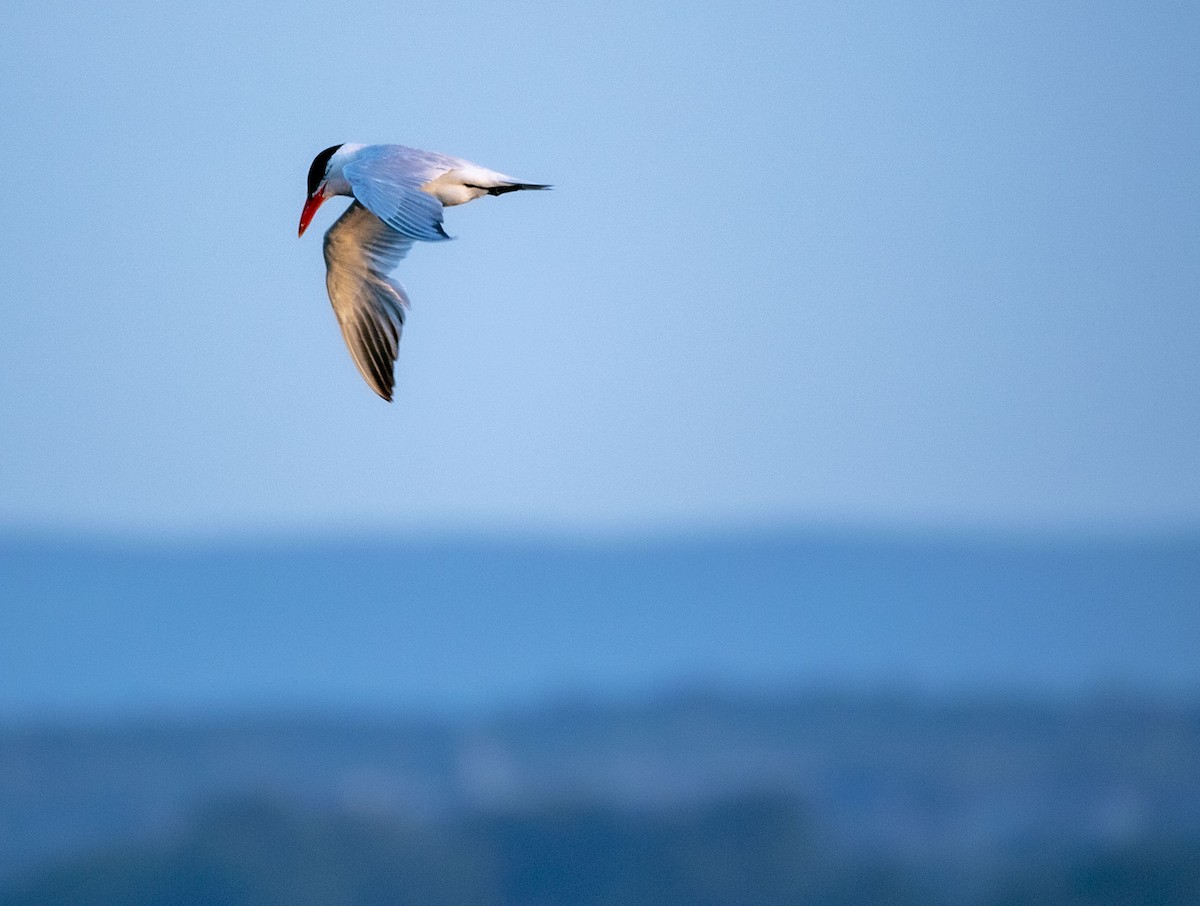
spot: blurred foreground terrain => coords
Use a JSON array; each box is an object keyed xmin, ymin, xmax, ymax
[
  {"xmin": 2, "ymin": 529, "xmax": 1198, "ymax": 903},
  {"xmin": 1, "ymin": 692, "xmax": 1199, "ymax": 904}
]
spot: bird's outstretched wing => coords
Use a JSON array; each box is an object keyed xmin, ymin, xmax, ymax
[
  {"xmin": 343, "ymin": 148, "xmax": 453, "ymax": 242},
  {"xmin": 323, "ymin": 202, "xmax": 414, "ymax": 401}
]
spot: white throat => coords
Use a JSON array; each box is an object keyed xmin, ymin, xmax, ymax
[{"xmin": 322, "ymin": 143, "xmax": 366, "ymax": 197}]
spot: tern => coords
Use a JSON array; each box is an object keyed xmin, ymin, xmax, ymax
[{"xmin": 298, "ymin": 143, "xmax": 548, "ymax": 401}]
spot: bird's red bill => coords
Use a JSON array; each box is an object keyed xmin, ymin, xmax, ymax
[{"xmin": 298, "ymin": 194, "xmax": 326, "ymax": 237}]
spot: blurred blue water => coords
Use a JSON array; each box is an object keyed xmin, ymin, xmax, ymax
[
  {"xmin": 2, "ymin": 527, "xmax": 1198, "ymax": 717},
  {"xmin": 3, "ymin": 528, "xmax": 1199, "ymax": 903}
]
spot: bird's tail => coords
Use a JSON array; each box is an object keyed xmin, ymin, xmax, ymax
[{"xmin": 485, "ymin": 182, "xmax": 552, "ymax": 196}]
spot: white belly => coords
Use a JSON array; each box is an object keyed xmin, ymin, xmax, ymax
[{"xmin": 420, "ymin": 165, "xmax": 514, "ymax": 206}]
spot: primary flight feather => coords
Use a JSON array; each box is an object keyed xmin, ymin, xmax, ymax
[{"xmin": 299, "ymin": 143, "xmax": 549, "ymax": 401}]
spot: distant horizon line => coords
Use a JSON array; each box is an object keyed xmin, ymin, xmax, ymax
[{"xmin": 3, "ymin": 514, "xmax": 1199, "ymax": 547}]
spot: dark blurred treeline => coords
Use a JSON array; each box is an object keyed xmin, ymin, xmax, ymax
[
  {"xmin": 2, "ymin": 689, "xmax": 1199, "ymax": 904},
  {"xmin": 3, "ymin": 794, "xmax": 1199, "ymax": 905}
]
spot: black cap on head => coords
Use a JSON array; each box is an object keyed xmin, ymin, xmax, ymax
[{"xmin": 306, "ymin": 144, "xmax": 344, "ymax": 196}]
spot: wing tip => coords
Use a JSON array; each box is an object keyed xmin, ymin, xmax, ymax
[
  {"xmin": 368, "ymin": 367, "xmax": 396, "ymax": 403},
  {"xmin": 363, "ymin": 374, "xmax": 394, "ymax": 402}
]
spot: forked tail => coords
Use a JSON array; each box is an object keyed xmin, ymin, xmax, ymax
[{"xmin": 485, "ymin": 182, "xmax": 552, "ymax": 196}]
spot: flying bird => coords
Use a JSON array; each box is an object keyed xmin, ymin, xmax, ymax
[{"xmin": 299, "ymin": 143, "xmax": 549, "ymax": 401}]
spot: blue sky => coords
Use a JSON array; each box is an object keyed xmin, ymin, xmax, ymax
[{"xmin": 2, "ymin": 0, "xmax": 1198, "ymax": 536}]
